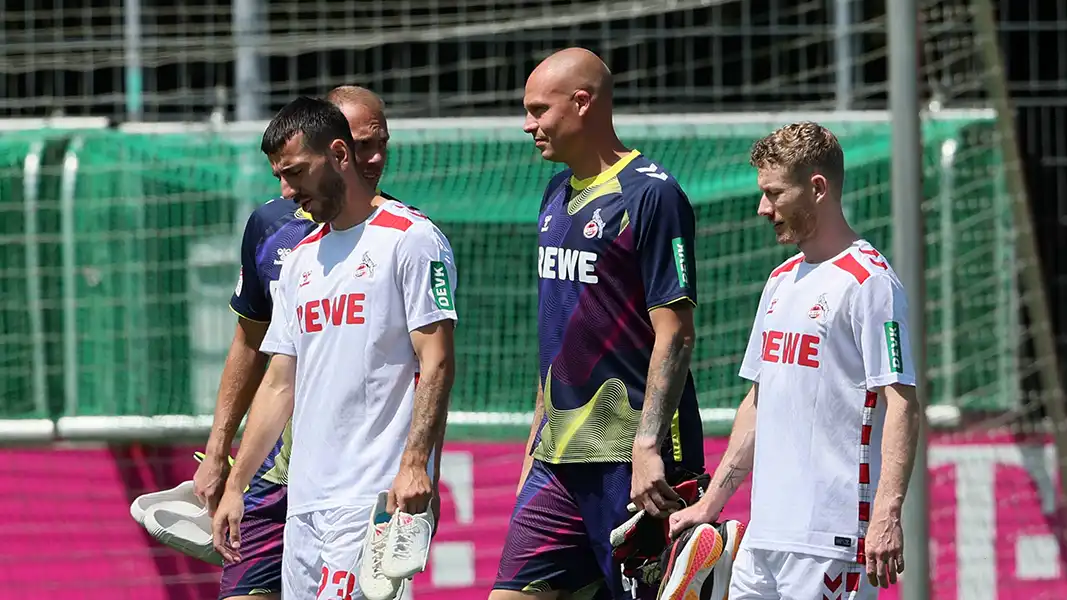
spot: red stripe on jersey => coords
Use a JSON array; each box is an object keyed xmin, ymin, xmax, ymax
[
  {"xmin": 859, "ymin": 501, "xmax": 870, "ymax": 522},
  {"xmin": 856, "ymin": 537, "xmax": 866, "ymax": 564},
  {"xmin": 770, "ymin": 255, "xmax": 805, "ymax": 278},
  {"xmin": 370, "ymin": 210, "xmax": 414, "ymax": 232},
  {"xmin": 846, "ymin": 572, "xmax": 861, "ymax": 591},
  {"xmin": 823, "ymin": 573, "xmax": 842, "ymax": 593},
  {"xmin": 294, "ymin": 223, "xmax": 331, "ymax": 250},
  {"xmin": 832, "ymin": 253, "xmax": 870, "ymax": 284},
  {"xmin": 414, "ymin": 372, "xmax": 421, "ymax": 389},
  {"xmin": 858, "ymin": 247, "xmax": 889, "ymax": 269},
  {"xmin": 861, "ymin": 424, "xmax": 872, "ymax": 445},
  {"xmin": 865, "ymin": 390, "xmax": 878, "ymax": 408},
  {"xmin": 859, "ymin": 463, "xmax": 870, "ymax": 485}
]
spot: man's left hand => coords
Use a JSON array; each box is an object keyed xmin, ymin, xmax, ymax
[
  {"xmin": 668, "ymin": 497, "xmax": 719, "ymax": 539},
  {"xmin": 630, "ymin": 444, "xmax": 681, "ymax": 518},
  {"xmin": 388, "ymin": 464, "xmax": 433, "ymax": 515},
  {"xmin": 865, "ymin": 503, "xmax": 905, "ymax": 588}
]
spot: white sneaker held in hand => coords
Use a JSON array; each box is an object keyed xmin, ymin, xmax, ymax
[
  {"xmin": 381, "ymin": 502, "xmax": 435, "ymax": 579},
  {"xmin": 357, "ymin": 491, "xmax": 406, "ymax": 600}
]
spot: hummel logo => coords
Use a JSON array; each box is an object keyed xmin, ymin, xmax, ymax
[{"xmin": 635, "ymin": 164, "xmax": 668, "ymax": 181}]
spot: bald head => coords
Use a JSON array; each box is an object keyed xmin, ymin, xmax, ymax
[
  {"xmin": 523, "ymin": 48, "xmax": 620, "ymax": 166},
  {"xmin": 324, "ymin": 85, "xmax": 389, "ymax": 190},
  {"xmin": 527, "ymin": 47, "xmax": 613, "ymax": 104},
  {"xmin": 325, "ymin": 85, "xmax": 385, "ymax": 112}
]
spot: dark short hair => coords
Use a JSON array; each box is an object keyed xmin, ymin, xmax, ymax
[{"xmin": 261, "ymin": 96, "xmax": 356, "ymax": 157}]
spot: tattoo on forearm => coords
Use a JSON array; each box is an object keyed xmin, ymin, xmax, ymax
[
  {"xmin": 405, "ymin": 372, "xmax": 450, "ymax": 462},
  {"xmin": 718, "ymin": 464, "xmax": 749, "ymax": 491},
  {"xmin": 637, "ymin": 330, "xmax": 692, "ymax": 444}
]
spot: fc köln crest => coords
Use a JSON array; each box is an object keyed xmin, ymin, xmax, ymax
[
  {"xmin": 809, "ymin": 294, "xmax": 831, "ymax": 320},
  {"xmin": 583, "ymin": 208, "xmax": 606, "ymax": 239},
  {"xmin": 355, "ymin": 252, "xmax": 376, "ymax": 279}
]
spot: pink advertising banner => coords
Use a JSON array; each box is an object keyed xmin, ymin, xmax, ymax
[{"xmin": 0, "ymin": 433, "xmax": 1064, "ymax": 599}]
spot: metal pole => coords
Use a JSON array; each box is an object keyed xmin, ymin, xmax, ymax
[
  {"xmin": 888, "ymin": 1, "xmax": 930, "ymax": 599},
  {"xmin": 60, "ymin": 139, "xmax": 84, "ymax": 419},
  {"xmin": 234, "ymin": 0, "xmax": 266, "ymax": 121},
  {"xmin": 123, "ymin": 0, "xmax": 143, "ymax": 120},
  {"xmin": 233, "ymin": 0, "xmax": 267, "ymax": 231},
  {"xmin": 834, "ymin": 0, "xmax": 853, "ymax": 111},
  {"xmin": 23, "ymin": 141, "xmax": 48, "ymax": 419},
  {"xmin": 937, "ymin": 140, "xmax": 958, "ymax": 408}
]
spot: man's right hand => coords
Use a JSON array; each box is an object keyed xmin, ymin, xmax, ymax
[
  {"xmin": 193, "ymin": 453, "xmax": 230, "ymax": 516},
  {"xmin": 630, "ymin": 443, "xmax": 682, "ymax": 517},
  {"xmin": 212, "ymin": 488, "xmax": 246, "ymax": 564},
  {"xmin": 668, "ymin": 497, "xmax": 721, "ymax": 539}
]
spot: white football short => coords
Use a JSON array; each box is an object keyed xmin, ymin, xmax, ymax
[
  {"xmin": 729, "ymin": 545, "xmax": 878, "ymax": 600},
  {"xmin": 282, "ymin": 505, "xmax": 372, "ymax": 600}
]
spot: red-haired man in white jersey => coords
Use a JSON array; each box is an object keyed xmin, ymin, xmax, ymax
[
  {"xmin": 668, "ymin": 122, "xmax": 921, "ymax": 599},
  {"xmin": 211, "ymin": 96, "xmax": 457, "ymax": 600}
]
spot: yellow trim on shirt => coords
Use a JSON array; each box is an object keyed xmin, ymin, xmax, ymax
[
  {"xmin": 229, "ymin": 304, "xmax": 270, "ymax": 324},
  {"xmin": 570, "ymin": 150, "xmax": 642, "ymax": 191},
  {"xmin": 647, "ymin": 295, "xmax": 696, "ymax": 313}
]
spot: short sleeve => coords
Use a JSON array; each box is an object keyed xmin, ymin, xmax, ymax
[
  {"xmin": 258, "ymin": 261, "xmax": 297, "ymax": 357},
  {"xmin": 738, "ymin": 281, "xmax": 773, "ymax": 382},
  {"xmin": 634, "ymin": 182, "xmax": 698, "ymax": 310},
  {"xmin": 398, "ymin": 222, "xmax": 459, "ymax": 333},
  {"xmin": 851, "ymin": 274, "xmax": 916, "ymax": 389},
  {"xmin": 229, "ymin": 212, "xmax": 272, "ymax": 322}
]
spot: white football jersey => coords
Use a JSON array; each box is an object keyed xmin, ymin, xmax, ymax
[
  {"xmin": 259, "ymin": 200, "xmax": 459, "ymax": 517},
  {"xmin": 739, "ymin": 239, "xmax": 915, "ymax": 563}
]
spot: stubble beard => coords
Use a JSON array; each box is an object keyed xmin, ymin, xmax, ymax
[{"xmin": 315, "ymin": 169, "xmax": 347, "ymax": 224}]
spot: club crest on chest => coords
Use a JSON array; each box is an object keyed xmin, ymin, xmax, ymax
[
  {"xmin": 355, "ymin": 252, "xmax": 377, "ymax": 279},
  {"xmin": 809, "ymin": 293, "xmax": 831, "ymax": 321},
  {"xmin": 583, "ymin": 208, "xmax": 606, "ymax": 239}
]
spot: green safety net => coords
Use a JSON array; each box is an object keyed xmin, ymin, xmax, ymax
[{"xmin": 0, "ymin": 113, "xmax": 1018, "ymax": 432}]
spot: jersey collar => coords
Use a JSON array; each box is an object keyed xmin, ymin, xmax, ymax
[{"xmin": 570, "ymin": 149, "xmax": 641, "ymax": 191}]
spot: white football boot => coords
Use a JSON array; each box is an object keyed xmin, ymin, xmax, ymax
[
  {"xmin": 381, "ymin": 500, "xmax": 435, "ymax": 579},
  {"xmin": 130, "ymin": 480, "xmax": 223, "ymax": 566},
  {"xmin": 357, "ymin": 491, "xmax": 406, "ymax": 600}
]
